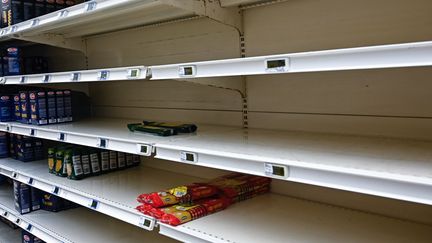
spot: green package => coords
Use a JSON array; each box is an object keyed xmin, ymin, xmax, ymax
[
  {"xmin": 127, "ymin": 123, "xmax": 176, "ymax": 136},
  {"xmin": 89, "ymin": 149, "xmax": 101, "ymax": 175},
  {"xmin": 47, "ymin": 147, "xmax": 56, "ymax": 174},
  {"xmin": 66, "ymin": 149, "xmax": 84, "ymax": 180},
  {"xmin": 80, "ymin": 148, "xmax": 92, "ymax": 176},
  {"xmin": 55, "ymin": 148, "xmax": 67, "ymax": 177},
  {"xmin": 142, "ymin": 120, "xmax": 197, "ymax": 133}
]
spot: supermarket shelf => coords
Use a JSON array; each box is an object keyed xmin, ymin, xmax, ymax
[
  {"xmin": 0, "ymin": 185, "xmax": 177, "ymax": 243},
  {"xmin": 1, "ymin": 118, "xmax": 432, "ymax": 205},
  {"xmin": 1, "ymin": 66, "xmax": 147, "ymax": 85},
  {"xmin": 0, "ymin": 0, "xmax": 240, "ymax": 51},
  {"xmin": 150, "ymin": 41, "xmax": 432, "ymax": 79},
  {"xmin": 0, "ymin": 157, "xmax": 202, "ymax": 232},
  {"xmin": 0, "ymin": 219, "xmax": 20, "ymax": 243},
  {"xmin": 159, "ymin": 193, "xmax": 432, "ymax": 243},
  {"xmin": 155, "ymin": 126, "xmax": 432, "ymax": 205},
  {"xmin": 0, "ymin": 118, "xmax": 233, "ymax": 156}
]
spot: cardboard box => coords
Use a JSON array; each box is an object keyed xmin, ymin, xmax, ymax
[
  {"xmin": 47, "ymin": 91, "xmax": 57, "ymax": 124},
  {"xmin": 0, "ymin": 94, "xmax": 14, "ymax": 122},
  {"xmin": 14, "ymin": 180, "xmax": 31, "ymax": 214},
  {"xmin": 22, "ymin": 229, "xmax": 44, "ymax": 243},
  {"xmin": 0, "ymin": 132, "xmax": 8, "ymax": 158},
  {"xmin": 63, "ymin": 89, "xmax": 73, "ymax": 122},
  {"xmin": 30, "ymin": 187, "xmax": 42, "ymax": 211},
  {"xmin": 30, "ymin": 91, "xmax": 48, "ymax": 125},
  {"xmin": 23, "ymin": 0, "xmax": 34, "ymax": 21},
  {"xmin": 55, "ymin": 90, "xmax": 65, "ymax": 123},
  {"xmin": 1, "ymin": 0, "xmax": 24, "ymax": 27},
  {"xmin": 19, "ymin": 91, "xmax": 31, "ymax": 124}
]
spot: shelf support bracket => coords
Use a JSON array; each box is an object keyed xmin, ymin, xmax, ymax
[{"xmin": 11, "ymin": 33, "xmax": 86, "ymax": 54}]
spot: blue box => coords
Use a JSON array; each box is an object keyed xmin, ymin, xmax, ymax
[
  {"xmin": 63, "ymin": 90, "xmax": 72, "ymax": 122},
  {"xmin": 0, "ymin": 94, "xmax": 14, "ymax": 121},
  {"xmin": 55, "ymin": 90, "xmax": 65, "ymax": 123},
  {"xmin": 16, "ymin": 136, "xmax": 34, "ymax": 162},
  {"xmin": 14, "ymin": 180, "xmax": 31, "ymax": 214},
  {"xmin": 30, "ymin": 187, "xmax": 42, "ymax": 211},
  {"xmin": 19, "ymin": 91, "xmax": 31, "ymax": 124},
  {"xmin": 30, "ymin": 91, "xmax": 48, "ymax": 125},
  {"xmin": 33, "ymin": 139, "xmax": 44, "ymax": 161},
  {"xmin": 0, "ymin": 132, "xmax": 8, "ymax": 158},
  {"xmin": 46, "ymin": 91, "xmax": 57, "ymax": 124},
  {"xmin": 41, "ymin": 193, "xmax": 64, "ymax": 212},
  {"xmin": 13, "ymin": 94, "xmax": 21, "ymax": 121}
]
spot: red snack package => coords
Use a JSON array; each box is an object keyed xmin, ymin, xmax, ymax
[
  {"xmin": 209, "ymin": 174, "xmax": 271, "ymax": 199},
  {"xmin": 160, "ymin": 197, "xmax": 230, "ymax": 226},
  {"xmin": 137, "ymin": 184, "xmax": 218, "ymax": 208}
]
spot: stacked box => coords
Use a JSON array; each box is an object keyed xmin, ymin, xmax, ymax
[
  {"xmin": 14, "ymin": 94, "xmax": 20, "ymax": 121},
  {"xmin": 16, "ymin": 135, "xmax": 34, "ymax": 162},
  {"xmin": 46, "ymin": 91, "xmax": 57, "ymax": 124},
  {"xmin": 1, "ymin": 0, "xmax": 23, "ymax": 27},
  {"xmin": 0, "ymin": 94, "xmax": 14, "ymax": 122},
  {"xmin": 14, "ymin": 180, "xmax": 31, "ymax": 214},
  {"xmin": 30, "ymin": 91, "xmax": 48, "ymax": 125},
  {"xmin": 0, "ymin": 132, "xmax": 8, "ymax": 158},
  {"xmin": 23, "ymin": 0, "xmax": 34, "ymax": 21},
  {"xmin": 63, "ymin": 89, "xmax": 72, "ymax": 122},
  {"xmin": 34, "ymin": 0, "xmax": 45, "ymax": 17},
  {"xmin": 55, "ymin": 90, "xmax": 65, "ymax": 123},
  {"xmin": 19, "ymin": 91, "xmax": 31, "ymax": 124},
  {"xmin": 30, "ymin": 187, "xmax": 42, "ymax": 211}
]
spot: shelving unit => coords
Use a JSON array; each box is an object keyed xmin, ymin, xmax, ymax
[
  {"xmin": 0, "ymin": 0, "xmax": 240, "ymax": 52},
  {"xmin": 1, "ymin": 118, "xmax": 431, "ymax": 205},
  {"xmin": 0, "ymin": 185, "xmax": 176, "ymax": 243},
  {"xmin": 0, "ymin": 219, "xmax": 20, "ymax": 243},
  {"xmin": 0, "ymin": 0, "xmax": 431, "ymax": 242}
]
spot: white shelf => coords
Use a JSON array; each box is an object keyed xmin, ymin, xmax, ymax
[
  {"xmin": 0, "ymin": 219, "xmax": 20, "ymax": 243},
  {"xmin": 150, "ymin": 41, "xmax": 432, "ymax": 79},
  {"xmin": 1, "ymin": 66, "xmax": 147, "ymax": 85},
  {"xmin": 0, "ymin": 0, "xmax": 240, "ymax": 51},
  {"xmin": 0, "ymin": 157, "xmax": 201, "ymax": 232},
  {"xmin": 159, "ymin": 193, "xmax": 432, "ymax": 243},
  {"xmin": 0, "ymin": 185, "xmax": 176, "ymax": 243},
  {"xmin": 1, "ymin": 118, "xmax": 432, "ymax": 205}
]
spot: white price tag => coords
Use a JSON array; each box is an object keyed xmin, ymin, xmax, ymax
[
  {"xmin": 127, "ymin": 68, "xmax": 141, "ymax": 79},
  {"xmin": 139, "ymin": 217, "xmax": 154, "ymax": 230},
  {"xmin": 97, "ymin": 138, "xmax": 108, "ymax": 148},
  {"xmin": 31, "ymin": 19, "xmax": 40, "ymax": 27},
  {"xmin": 42, "ymin": 75, "xmax": 50, "ymax": 83},
  {"xmin": 265, "ymin": 58, "xmax": 290, "ymax": 73},
  {"xmin": 180, "ymin": 151, "xmax": 198, "ymax": 163},
  {"xmin": 71, "ymin": 72, "xmax": 81, "ymax": 81},
  {"xmin": 98, "ymin": 70, "xmax": 109, "ymax": 80},
  {"xmin": 89, "ymin": 199, "xmax": 99, "ymax": 210},
  {"xmin": 86, "ymin": 1, "xmax": 97, "ymax": 11},
  {"xmin": 178, "ymin": 66, "xmax": 196, "ymax": 77},
  {"xmin": 136, "ymin": 144, "xmax": 152, "ymax": 156},
  {"xmin": 58, "ymin": 10, "xmax": 69, "ymax": 18},
  {"xmin": 264, "ymin": 163, "xmax": 289, "ymax": 178},
  {"xmin": 27, "ymin": 178, "xmax": 34, "ymax": 185},
  {"xmin": 58, "ymin": 133, "xmax": 66, "ymax": 141},
  {"xmin": 11, "ymin": 26, "xmax": 18, "ymax": 33}
]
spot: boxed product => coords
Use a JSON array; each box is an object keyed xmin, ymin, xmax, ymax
[
  {"xmin": 23, "ymin": 0, "xmax": 35, "ymax": 21},
  {"xmin": 34, "ymin": 0, "xmax": 46, "ymax": 17},
  {"xmin": 30, "ymin": 187, "xmax": 42, "ymax": 211},
  {"xmin": 16, "ymin": 136, "xmax": 34, "ymax": 162},
  {"xmin": 63, "ymin": 90, "xmax": 72, "ymax": 122},
  {"xmin": 22, "ymin": 229, "xmax": 45, "ymax": 243},
  {"xmin": 55, "ymin": 90, "xmax": 65, "ymax": 123},
  {"xmin": 1, "ymin": 0, "xmax": 24, "ymax": 27},
  {"xmin": 30, "ymin": 91, "xmax": 48, "ymax": 125},
  {"xmin": 46, "ymin": 91, "xmax": 57, "ymax": 124},
  {"xmin": 14, "ymin": 94, "xmax": 20, "ymax": 121},
  {"xmin": 45, "ymin": 0, "xmax": 56, "ymax": 13},
  {"xmin": 6, "ymin": 47, "xmax": 22, "ymax": 75},
  {"xmin": 0, "ymin": 132, "xmax": 8, "ymax": 158},
  {"xmin": 19, "ymin": 91, "xmax": 31, "ymax": 124},
  {"xmin": 0, "ymin": 94, "xmax": 14, "ymax": 122},
  {"xmin": 14, "ymin": 180, "xmax": 31, "ymax": 214}
]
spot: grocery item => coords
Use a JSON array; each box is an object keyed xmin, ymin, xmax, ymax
[
  {"xmin": 30, "ymin": 187, "xmax": 42, "ymax": 211},
  {"xmin": 14, "ymin": 180, "xmax": 31, "ymax": 214},
  {"xmin": 30, "ymin": 91, "xmax": 48, "ymax": 125},
  {"xmin": 22, "ymin": 229, "xmax": 45, "ymax": 243},
  {"xmin": 54, "ymin": 147, "xmax": 67, "ymax": 177},
  {"xmin": 137, "ymin": 184, "xmax": 219, "ymax": 208},
  {"xmin": 0, "ymin": 132, "xmax": 8, "ymax": 158},
  {"xmin": 0, "ymin": 94, "xmax": 14, "ymax": 122},
  {"xmin": 143, "ymin": 120, "xmax": 198, "ymax": 133},
  {"xmin": 19, "ymin": 91, "xmax": 30, "ymax": 124},
  {"xmin": 89, "ymin": 149, "xmax": 101, "ymax": 175},
  {"xmin": 47, "ymin": 147, "xmax": 56, "ymax": 173},
  {"xmin": 127, "ymin": 123, "xmax": 176, "ymax": 137}
]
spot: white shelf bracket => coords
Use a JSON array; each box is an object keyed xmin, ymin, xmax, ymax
[
  {"xmin": 12, "ymin": 33, "xmax": 86, "ymax": 54},
  {"xmin": 162, "ymin": 0, "xmax": 242, "ymax": 33}
]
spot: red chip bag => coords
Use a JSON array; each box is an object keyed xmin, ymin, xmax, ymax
[{"xmin": 137, "ymin": 184, "xmax": 218, "ymax": 208}]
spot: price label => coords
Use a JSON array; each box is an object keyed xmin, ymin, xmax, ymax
[
  {"xmin": 89, "ymin": 199, "xmax": 99, "ymax": 210},
  {"xmin": 15, "ymin": 218, "xmax": 21, "ymax": 225},
  {"xmin": 29, "ymin": 129, "xmax": 35, "ymax": 136},
  {"xmin": 97, "ymin": 138, "xmax": 108, "ymax": 148},
  {"xmin": 31, "ymin": 19, "xmax": 40, "ymax": 27},
  {"xmin": 58, "ymin": 133, "xmax": 66, "ymax": 141},
  {"xmin": 127, "ymin": 68, "xmax": 141, "ymax": 79},
  {"xmin": 180, "ymin": 151, "xmax": 197, "ymax": 163},
  {"xmin": 98, "ymin": 70, "xmax": 109, "ymax": 80},
  {"xmin": 0, "ymin": 29, "xmax": 5, "ymax": 35},
  {"xmin": 20, "ymin": 76, "xmax": 27, "ymax": 83},
  {"xmin": 178, "ymin": 66, "xmax": 196, "ymax": 77},
  {"xmin": 71, "ymin": 72, "xmax": 81, "ymax": 81},
  {"xmin": 264, "ymin": 163, "xmax": 289, "ymax": 178},
  {"xmin": 11, "ymin": 26, "xmax": 18, "ymax": 33},
  {"xmin": 58, "ymin": 10, "xmax": 69, "ymax": 18},
  {"xmin": 139, "ymin": 217, "xmax": 154, "ymax": 230},
  {"xmin": 42, "ymin": 75, "xmax": 50, "ymax": 83},
  {"xmin": 52, "ymin": 186, "xmax": 60, "ymax": 195},
  {"xmin": 2, "ymin": 211, "xmax": 8, "ymax": 217},
  {"xmin": 136, "ymin": 144, "xmax": 152, "ymax": 156},
  {"xmin": 5, "ymin": 124, "xmax": 11, "ymax": 132},
  {"xmin": 28, "ymin": 178, "xmax": 34, "ymax": 185},
  {"xmin": 26, "ymin": 224, "xmax": 33, "ymax": 232},
  {"xmin": 265, "ymin": 58, "xmax": 290, "ymax": 73},
  {"xmin": 86, "ymin": 1, "xmax": 97, "ymax": 11},
  {"xmin": 12, "ymin": 172, "xmax": 17, "ymax": 179}
]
